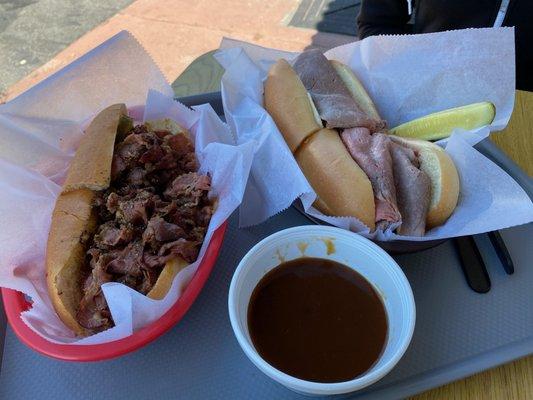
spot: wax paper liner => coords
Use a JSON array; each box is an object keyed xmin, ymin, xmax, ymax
[
  {"xmin": 215, "ymin": 28, "xmax": 533, "ymax": 241},
  {"xmin": 0, "ymin": 31, "xmax": 253, "ymax": 344}
]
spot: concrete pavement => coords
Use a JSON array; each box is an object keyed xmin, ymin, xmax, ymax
[
  {"xmin": 0, "ymin": 0, "xmax": 134, "ymax": 99},
  {"xmin": 1, "ymin": 0, "xmax": 354, "ymax": 101}
]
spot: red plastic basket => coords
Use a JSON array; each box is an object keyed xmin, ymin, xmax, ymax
[{"xmin": 1, "ymin": 221, "xmax": 227, "ymax": 362}]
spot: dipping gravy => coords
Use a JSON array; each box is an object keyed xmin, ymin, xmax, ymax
[{"xmin": 247, "ymin": 257, "xmax": 387, "ymax": 383}]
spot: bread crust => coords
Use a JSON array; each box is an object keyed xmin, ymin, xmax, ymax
[
  {"xmin": 46, "ymin": 189, "xmax": 96, "ymax": 336},
  {"xmin": 46, "ymin": 105, "xmax": 192, "ymax": 336},
  {"xmin": 265, "ymin": 60, "xmax": 376, "ymax": 230},
  {"xmin": 264, "ymin": 59, "xmax": 322, "ymax": 152},
  {"xmin": 390, "ymin": 136, "xmax": 460, "ymax": 228},
  {"xmin": 296, "ymin": 129, "xmax": 376, "ymax": 230},
  {"xmin": 330, "ymin": 60, "xmax": 381, "ymax": 121}
]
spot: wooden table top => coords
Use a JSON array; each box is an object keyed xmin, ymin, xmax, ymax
[{"xmin": 172, "ymin": 52, "xmax": 533, "ymax": 400}]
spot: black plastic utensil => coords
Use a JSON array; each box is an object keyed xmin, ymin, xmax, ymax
[
  {"xmin": 454, "ymin": 236, "xmax": 491, "ymax": 293},
  {"xmin": 488, "ymin": 230, "xmax": 515, "ymax": 275}
]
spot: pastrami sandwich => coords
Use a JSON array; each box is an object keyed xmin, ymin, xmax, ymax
[{"xmin": 264, "ymin": 49, "xmax": 460, "ymax": 236}]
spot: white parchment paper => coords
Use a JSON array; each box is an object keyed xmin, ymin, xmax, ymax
[
  {"xmin": 215, "ymin": 28, "xmax": 533, "ymax": 241},
  {"xmin": 0, "ymin": 31, "xmax": 253, "ymax": 344}
]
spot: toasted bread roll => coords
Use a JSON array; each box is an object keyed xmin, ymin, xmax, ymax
[
  {"xmin": 296, "ymin": 129, "xmax": 376, "ymax": 230},
  {"xmin": 147, "ymin": 258, "xmax": 189, "ymax": 300},
  {"xmin": 46, "ymin": 189, "xmax": 96, "ymax": 336},
  {"xmin": 264, "ymin": 59, "xmax": 322, "ymax": 152},
  {"xmin": 63, "ymin": 104, "xmax": 127, "ymax": 192},
  {"xmin": 330, "ymin": 60, "xmax": 381, "ymax": 121}
]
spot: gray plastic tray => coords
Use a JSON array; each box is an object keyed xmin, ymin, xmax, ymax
[{"xmin": 1, "ymin": 93, "xmax": 532, "ymax": 400}]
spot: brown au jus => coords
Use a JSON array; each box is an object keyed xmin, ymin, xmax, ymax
[{"xmin": 248, "ymin": 257, "xmax": 388, "ymax": 383}]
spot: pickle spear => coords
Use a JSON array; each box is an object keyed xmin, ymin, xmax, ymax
[{"xmin": 390, "ymin": 102, "xmax": 496, "ymax": 141}]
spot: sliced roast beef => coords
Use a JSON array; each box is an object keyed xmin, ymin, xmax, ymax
[
  {"xmin": 390, "ymin": 143, "xmax": 431, "ymax": 236},
  {"xmin": 126, "ymin": 167, "xmax": 148, "ymax": 186},
  {"xmin": 198, "ymin": 205, "xmax": 214, "ymax": 227},
  {"xmin": 106, "ymin": 192, "xmax": 120, "ymax": 213},
  {"xmin": 154, "ymin": 152, "xmax": 178, "ymax": 171},
  {"xmin": 142, "ymin": 239, "xmax": 197, "ymax": 269},
  {"xmin": 94, "ymin": 221, "xmax": 134, "ymax": 248},
  {"xmin": 106, "ymin": 241, "xmax": 145, "ymax": 277},
  {"xmin": 179, "ymin": 152, "xmax": 199, "ymax": 172},
  {"xmin": 111, "ymin": 154, "xmax": 128, "ymax": 181},
  {"xmin": 138, "ymin": 267, "xmax": 160, "ymax": 294},
  {"xmin": 114, "ymin": 136, "xmax": 148, "ymax": 166},
  {"xmin": 139, "ymin": 143, "xmax": 165, "ymax": 164},
  {"xmin": 77, "ymin": 291, "xmax": 112, "ymax": 331},
  {"xmin": 142, "ymin": 216, "xmax": 185, "ymax": 248},
  {"xmin": 157, "ymin": 238, "xmax": 199, "ymax": 263},
  {"xmin": 293, "ymin": 49, "xmax": 386, "ymax": 131},
  {"xmin": 341, "ymin": 128, "xmax": 401, "ymax": 230},
  {"xmin": 165, "ymin": 133, "xmax": 194, "ymax": 156},
  {"xmin": 164, "ymin": 172, "xmax": 211, "ymax": 201},
  {"xmin": 77, "ymin": 253, "xmax": 114, "ymax": 331},
  {"xmin": 77, "ymin": 123, "xmax": 214, "ymax": 334},
  {"xmin": 116, "ymin": 190, "xmax": 155, "ymax": 226}
]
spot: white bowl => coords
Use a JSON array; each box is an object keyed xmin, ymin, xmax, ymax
[{"xmin": 228, "ymin": 225, "xmax": 416, "ymax": 396}]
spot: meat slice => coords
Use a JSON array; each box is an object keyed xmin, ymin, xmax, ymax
[
  {"xmin": 78, "ymin": 123, "xmax": 213, "ymax": 334},
  {"xmin": 164, "ymin": 172, "xmax": 211, "ymax": 202},
  {"xmin": 126, "ymin": 167, "xmax": 148, "ymax": 186},
  {"xmin": 165, "ymin": 134, "xmax": 194, "ymax": 156},
  {"xmin": 138, "ymin": 268, "xmax": 160, "ymax": 294},
  {"xmin": 142, "ymin": 216, "xmax": 185, "ymax": 248},
  {"xmin": 139, "ymin": 143, "xmax": 165, "ymax": 164},
  {"xmin": 112, "ymin": 134, "xmax": 149, "ymax": 173},
  {"xmin": 106, "ymin": 241, "xmax": 145, "ymax": 277},
  {"xmin": 293, "ymin": 49, "xmax": 386, "ymax": 131},
  {"xmin": 106, "ymin": 192, "xmax": 120, "ymax": 213},
  {"xmin": 341, "ymin": 128, "xmax": 401, "ymax": 230},
  {"xmin": 142, "ymin": 238, "xmax": 197, "ymax": 269},
  {"xmin": 77, "ymin": 291, "xmax": 112, "ymax": 331},
  {"xmin": 94, "ymin": 221, "xmax": 134, "ymax": 248},
  {"xmin": 158, "ymin": 238, "xmax": 199, "ymax": 263},
  {"xmin": 117, "ymin": 190, "xmax": 156, "ymax": 226},
  {"xmin": 390, "ymin": 143, "xmax": 431, "ymax": 236},
  {"xmin": 77, "ymin": 253, "xmax": 114, "ymax": 331}
]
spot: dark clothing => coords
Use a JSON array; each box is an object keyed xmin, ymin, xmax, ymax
[{"xmin": 357, "ymin": 0, "xmax": 533, "ymax": 91}]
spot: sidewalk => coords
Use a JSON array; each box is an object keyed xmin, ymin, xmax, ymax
[{"xmin": 3, "ymin": 0, "xmax": 354, "ymax": 101}]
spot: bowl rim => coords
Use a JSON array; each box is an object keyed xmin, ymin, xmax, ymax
[
  {"xmin": 228, "ymin": 225, "xmax": 416, "ymax": 395},
  {"xmin": 1, "ymin": 221, "xmax": 227, "ymax": 362}
]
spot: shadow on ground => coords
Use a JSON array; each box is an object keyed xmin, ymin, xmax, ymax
[{"xmin": 290, "ymin": 0, "xmax": 360, "ymax": 51}]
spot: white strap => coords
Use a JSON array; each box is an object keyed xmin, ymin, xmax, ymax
[
  {"xmin": 405, "ymin": 0, "xmax": 510, "ymax": 26},
  {"xmin": 494, "ymin": 0, "xmax": 511, "ymax": 27}
]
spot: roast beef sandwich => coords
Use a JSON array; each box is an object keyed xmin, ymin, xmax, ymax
[
  {"xmin": 46, "ymin": 104, "xmax": 214, "ymax": 336},
  {"xmin": 264, "ymin": 50, "xmax": 460, "ymax": 236}
]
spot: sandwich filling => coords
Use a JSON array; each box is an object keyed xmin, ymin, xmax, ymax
[
  {"xmin": 77, "ymin": 123, "xmax": 213, "ymax": 332},
  {"xmin": 293, "ymin": 49, "xmax": 386, "ymax": 131},
  {"xmin": 342, "ymin": 128, "xmax": 431, "ymax": 236},
  {"xmin": 293, "ymin": 50, "xmax": 432, "ymax": 236}
]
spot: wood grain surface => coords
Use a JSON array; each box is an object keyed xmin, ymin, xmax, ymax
[
  {"xmin": 172, "ymin": 53, "xmax": 533, "ymax": 400},
  {"xmin": 490, "ymin": 90, "xmax": 533, "ymax": 177}
]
